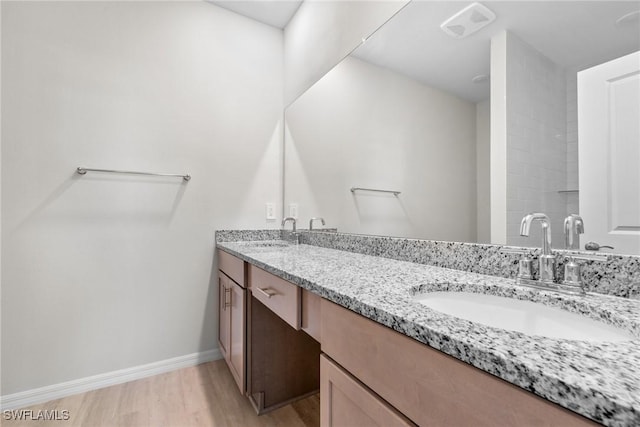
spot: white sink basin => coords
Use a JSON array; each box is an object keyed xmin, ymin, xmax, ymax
[{"xmin": 413, "ymin": 291, "xmax": 634, "ymax": 342}]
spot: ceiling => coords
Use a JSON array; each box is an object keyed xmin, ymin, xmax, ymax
[
  {"xmin": 208, "ymin": 0, "xmax": 303, "ymax": 29},
  {"xmin": 208, "ymin": 1, "xmax": 640, "ymax": 102},
  {"xmin": 353, "ymin": 1, "xmax": 640, "ymax": 102}
]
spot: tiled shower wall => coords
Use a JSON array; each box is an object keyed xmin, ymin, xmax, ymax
[{"xmin": 505, "ymin": 32, "xmax": 568, "ymax": 247}]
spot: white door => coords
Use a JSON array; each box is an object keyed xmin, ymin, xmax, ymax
[{"xmin": 578, "ymin": 51, "xmax": 640, "ymax": 255}]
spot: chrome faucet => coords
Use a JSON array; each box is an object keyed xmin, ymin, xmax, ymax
[
  {"xmin": 282, "ymin": 217, "xmax": 299, "ymax": 244},
  {"xmin": 282, "ymin": 217, "xmax": 297, "ymax": 232},
  {"xmin": 309, "ymin": 217, "xmax": 325, "ymax": 231},
  {"xmin": 520, "ymin": 213, "xmax": 556, "ymax": 284},
  {"xmin": 563, "ymin": 214, "xmax": 584, "ymax": 250}
]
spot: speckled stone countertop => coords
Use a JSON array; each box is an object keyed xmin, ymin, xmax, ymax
[{"xmin": 217, "ymin": 239, "xmax": 640, "ymax": 427}]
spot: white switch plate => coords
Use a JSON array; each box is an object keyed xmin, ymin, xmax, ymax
[
  {"xmin": 288, "ymin": 203, "xmax": 298, "ymax": 219},
  {"xmin": 265, "ymin": 203, "xmax": 276, "ymax": 221}
]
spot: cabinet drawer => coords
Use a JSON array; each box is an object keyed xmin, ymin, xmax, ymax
[
  {"xmin": 249, "ymin": 265, "xmax": 301, "ymax": 330},
  {"xmin": 218, "ymin": 249, "xmax": 245, "ymax": 287}
]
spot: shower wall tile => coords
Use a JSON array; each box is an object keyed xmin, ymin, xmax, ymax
[{"xmin": 505, "ymin": 32, "xmax": 568, "ymax": 248}]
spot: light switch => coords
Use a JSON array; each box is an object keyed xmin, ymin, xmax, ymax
[
  {"xmin": 265, "ymin": 203, "xmax": 276, "ymax": 221},
  {"xmin": 288, "ymin": 203, "xmax": 298, "ymax": 219}
]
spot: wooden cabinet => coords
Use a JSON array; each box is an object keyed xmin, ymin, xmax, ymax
[
  {"xmin": 217, "ymin": 250, "xmax": 246, "ymax": 394},
  {"xmin": 218, "ymin": 272, "xmax": 230, "ymax": 360},
  {"xmin": 228, "ymin": 276, "xmax": 246, "ymax": 392},
  {"xmin": 246, "ymin": 265, "xmax": 320, "ymax": 414},
  {"xmin": 320, "ymin": 355, "xmax": 414, "ymax": 427},
  {"xmin": 218, "ymin": 271, "xmax": 246, "ymax": 393},
  {"xmin": 218, "ymin": 249, "xmax": 245, "ymax": 285},
  {"xmin": 217, "ymin": 250, "xmax": 320, "ymax": 414},
  {"xmin": 321, "ymin": 299, "xmax": 599, "ymax": 427},
  {"xmin": 301, "ymin": 289, "xmax": 321, "ymax": 342}
]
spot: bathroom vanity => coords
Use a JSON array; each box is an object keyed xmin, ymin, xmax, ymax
[
  {"xmin": 217, "ymin": 248, "xmax": 320, "ymax": 414},
  {"xmin": 216, "ymin": 231, "xmax": 640, "ymax": 427}
]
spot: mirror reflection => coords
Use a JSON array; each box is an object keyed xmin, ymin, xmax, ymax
[{"xmin": 284, "ymin": 1, "xmax": 640, "ymax": 254}]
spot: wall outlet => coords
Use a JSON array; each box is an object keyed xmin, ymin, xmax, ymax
[
  {"xmin": 288, "ymin": 203, "xmax": 298, "ymax": 219},
  {"xmin": 265, "ymin": 203, "xmax": 276, "ymax": 221}
]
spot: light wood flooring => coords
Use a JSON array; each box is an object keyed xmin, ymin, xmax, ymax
[{"xmin": 3, "ymin": 359, "xmax": 320, "ymax": 427}]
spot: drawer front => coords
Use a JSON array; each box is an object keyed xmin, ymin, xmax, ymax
[
  {"xmin": 218, "ymin": 249, "xmax": 245, "ymax": 287},
  {"xmin": 249, "ymin": 265, "xmax": 301, "ymax": 330}
]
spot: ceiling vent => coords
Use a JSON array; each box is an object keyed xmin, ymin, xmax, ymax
[{"xmin": 440, "ymin": 2, "xmax": 496, "ymax": 39}]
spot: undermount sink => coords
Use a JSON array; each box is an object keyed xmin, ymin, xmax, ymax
[{"xmin": 413, "ymin": 291, "xmax": 634, "ymax": 342}]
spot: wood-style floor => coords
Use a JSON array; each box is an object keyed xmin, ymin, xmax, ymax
[{"xmin": 3, "ymin": 359, "xmax": 320, "ymax": 427}]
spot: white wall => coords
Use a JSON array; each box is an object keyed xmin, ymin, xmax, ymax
[
  {"xmin": 490, "ymin": 32, "xmax": 508, "ymax": 245},
  {"xmin": 283, "ymin": 0, "xmax": 407, "ymax": 106},
  {"xmin": 1, "ymin": 1, "xmax": 282, "ymax": 395},
  {"xmin": 476, "ymin": 99, "xmax": 491, "ymax": 243},
  {"xmin": 285, "ymin": 56, "xmax": 477, "ymax": 241}
]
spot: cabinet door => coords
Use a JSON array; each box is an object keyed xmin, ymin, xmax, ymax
[
  {"xmin": 320, "ymin": 355, "xmax": 414, "ymax": 427},
  {"xmin": 228, "ymin": 279, "xmax": 246, "ymax": 393},
  {"xmin": 218, "ymin": 273, "xmax": 230, "ymax": 360}
]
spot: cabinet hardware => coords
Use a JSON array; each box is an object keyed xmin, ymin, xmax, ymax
[
  {"xmin": 225, "ymin": 287, "xmax": 232, "ymax": 308},
  {"xmin": 256, "ymin": 287, "xmax": 277, "ymax": 298}
]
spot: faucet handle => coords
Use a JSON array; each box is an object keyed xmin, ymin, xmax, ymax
[
  {"xmin": 517, "ymin": 257, "xmax": 534, "ymax": 283},
  {"xmin": 559, "ymin": 257, "xmax": 585, "ymax": 295},
  {"xmin": 564, "ymin": 214, "xmax": 584, "ymax": 250}
]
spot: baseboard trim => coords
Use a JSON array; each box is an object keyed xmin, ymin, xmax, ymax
[{"xmin": 1, "ymin": 348, "xmax": 222, "ymax": 411}]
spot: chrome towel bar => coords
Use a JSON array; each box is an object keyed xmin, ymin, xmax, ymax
[
  {"xmin": 76, "ymin": 167, "xmax": 191, "ymax": 181},
  {"xmin": 350, "ymin": 187, "xmax": 400, "ymax": 196}
]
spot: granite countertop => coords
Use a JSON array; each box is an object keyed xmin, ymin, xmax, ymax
[{"xmin": 217, "ymin": 239, "xmax": 640, "ymax": 427}]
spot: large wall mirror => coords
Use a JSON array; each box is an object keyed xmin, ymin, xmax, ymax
[{"xmin": 284, "ymin": 1, "xmax": 640, "ymax": 254}]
